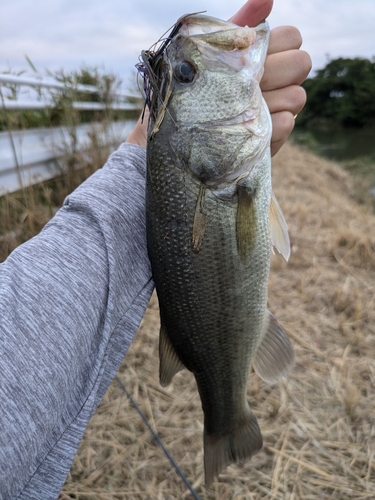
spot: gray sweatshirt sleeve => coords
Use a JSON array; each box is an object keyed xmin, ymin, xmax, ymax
[{"xmin": 0, "ymin": 143, "xmax": 154, "ymax": 499}]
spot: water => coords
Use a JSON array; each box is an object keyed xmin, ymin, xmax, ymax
[
  {"xmin": 292, "ymin": 124, "xmax": 375, "ymax": 199},
  {"xmin": 292, "ymin": 124, "xmax": 375, "ymax": 162}
]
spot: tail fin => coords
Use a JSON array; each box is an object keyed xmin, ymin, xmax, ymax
[{"xmin": 204, "ymin": 406, "xmax": 262, "ymax": 486}]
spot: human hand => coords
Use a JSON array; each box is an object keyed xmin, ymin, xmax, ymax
[
  {"xmin": 230, "ymin": 0, "xmax": 311, "ymax": 156},
  {"xmin": 127, "ymin": 0, "xmax": 312, "ymax": 157}
]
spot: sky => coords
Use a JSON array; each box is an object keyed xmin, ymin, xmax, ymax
[{"xmin": 1, "ymin": 0, "xmax": 374, "ymax": 92}]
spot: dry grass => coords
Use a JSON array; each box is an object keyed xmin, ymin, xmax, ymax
[
  {"xmin": 59, "ymin": 142, "xmax": 375, "ymax": 499},
  {"xmin": 6, "ymin": 140, "xmax": 375, "ymax": 499},
  {"xmin": 0, "ymin": 138, "xmax": 114, "ymax": 261}
]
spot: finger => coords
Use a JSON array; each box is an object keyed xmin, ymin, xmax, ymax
[
  {"xmin": 126, "ymin": 109, "xmax": 148, "ymax": 148},
  {"xmin": 270, "ymin": 111, "xmax": 295, "ymax": 157},
  {"xmin": 229, "ymin": 0, "xmax": 273, "ymax": 27},
  {"xmin": 261, "ymin": 49, "xmax": 312, "ymax": 91},
  {"xmin": 264, "ymin": 85, "xmax": 307, "ymax": 116},
  {"xmin": 268, "ymin": 26, "xmax": 302, "ymax": 54}
]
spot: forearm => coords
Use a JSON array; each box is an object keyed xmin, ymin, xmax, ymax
[{"xmin": 0, "ymin": 143, "xmax": 154, "ymax": 499}]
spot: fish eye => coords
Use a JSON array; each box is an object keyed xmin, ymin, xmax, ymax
[{"xmin": 174, "ymin": 61, "xmax": 196, "ymax": 83}]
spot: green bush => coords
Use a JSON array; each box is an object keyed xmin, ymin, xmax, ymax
[{"xmin": 297, "ymin": 57, "xmax": 375, "ymax": 128}]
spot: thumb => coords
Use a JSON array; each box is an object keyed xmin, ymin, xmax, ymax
[{"xmin": 229, "ymin": 0, "xmax": 273, "ymax": 27}]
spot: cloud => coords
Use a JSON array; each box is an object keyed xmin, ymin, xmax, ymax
[
  {"xmin": 1, "ymin": 0, "xmax": 375, "ymax": 84},
  {"xmin": 269, "ymin": 0, "xmax": 375, "ymax": 71}
]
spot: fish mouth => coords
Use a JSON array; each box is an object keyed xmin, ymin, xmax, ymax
[
  {"xmin": 177, "ymin": 14, "xmax": 268, "ymax": 51},
  {"xmin": 178, "ymin": 13, "xmax": 267, "ymax": 36},
  {"xmin": 174, "ymin": 15, "xmax": 270, "ymax": 75}
]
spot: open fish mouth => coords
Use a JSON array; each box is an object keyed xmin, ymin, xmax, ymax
[{"xmin": 177, "ymin": 13, "xmax": 267, "ymax": 41}]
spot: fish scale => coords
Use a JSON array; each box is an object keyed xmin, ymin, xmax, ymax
[{"xmin": 147, "ymin": 115, "xmax": 270, "ymax": 453}]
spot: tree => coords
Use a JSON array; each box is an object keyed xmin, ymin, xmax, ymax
[{"xmin": 298, "ymin": 57, "xmax": 375, "ymax": 128}]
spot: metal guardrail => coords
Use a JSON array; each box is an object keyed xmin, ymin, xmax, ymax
[
  {"xmin": 0, "ymin": 73, "xmax": 99, "ymax": 92},
  {"xmin": 0, "ymin": 120, "xmax": 138, "ymax": 194},
  {"xmin": 0, "ymin": 73, "xmax": 142, "ymax": 111},
  {"xmin": 2, "ymin": 100, "xmax": 138, "ymax": 111},
  {"xmin": 0, "ymin": 74, "xmax": 143, "ymax": 194},
  {"xmin": 0, "ymin": 120, "xmax": 136, "ymax": 196}
]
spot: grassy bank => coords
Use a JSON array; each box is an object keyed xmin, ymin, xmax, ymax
[
  {"xmin": 2, "ymin": 140, "xmax": 375, "ymax": 498},
  {"xmin": 61, "ymin": 142, "xmax": 375, "ymax": 499}
]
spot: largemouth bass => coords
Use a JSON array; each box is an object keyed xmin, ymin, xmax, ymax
[{"xmin": 140, "ymin": 13, "xmax": 295, "ymax": 485}]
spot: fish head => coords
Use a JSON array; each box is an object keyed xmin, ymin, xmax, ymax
[
  {"xmin": 174, "ymin": 13, "xmax": 267, "ymax": 82},
  {"xmin": 143, "ymin": 14, "xmax": 272, "ymax": 188}
]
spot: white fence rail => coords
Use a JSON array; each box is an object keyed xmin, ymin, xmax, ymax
[
  {"xmin": 0, "ymin": 121, "xmax": 137, "ymax": 194},
  {"xmin": 0, "ymin": 73, "xmax": 99, "ymax": 92},
  {"xmin": 3, "ymin": 100, "xmax": 137, "ymax": 111},
  {"xmin": 0, "ymin": 74, "xmax": 142, "ymax": 193},
  {"xmin": 0, "ymin": 73, "xmax": 141, "ymax": 111}
]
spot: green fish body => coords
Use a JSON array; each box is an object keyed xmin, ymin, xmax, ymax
[{"xmin": 144, "ymin": 14, "xmax": 294, "ymax": 485}]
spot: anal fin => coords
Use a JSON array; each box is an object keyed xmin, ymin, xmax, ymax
[
  {"xmin": 252, "ymin": 311, "xmax": 295, "ymax": 384},
  {"xmin": 204, "ymin": 404, "xmax": 262, "ymax": 486},
  {"xmin": 159, "ymin": 324, "xmax": 185, "ymax": 387}
]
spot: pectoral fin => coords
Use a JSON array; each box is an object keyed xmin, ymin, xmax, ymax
[
  {"xmin": 159, "ymin": 324, "xmax": 185, "ymax": 387},
  {"xmin": 236, "ymin": 186, "xmax": 257, "ymax": 263},
  {"xmin": 269, "ymin": 192, "xmax": 290, "ymax": 261},
  {"xmin": 192, "ymin": 184, "xmax": 209, "ymax": 253},
  {"xmin": 252, "ymin": 311, "xmax": 295, "ymax": 384}
]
